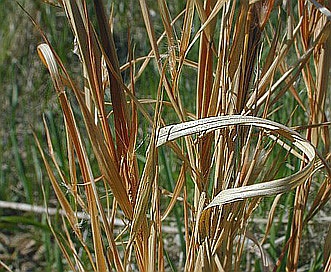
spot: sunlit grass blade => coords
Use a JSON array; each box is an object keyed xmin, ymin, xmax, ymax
[{"xmin": 157, "ymin": 115, "xmax": 315, "ymax": 208}]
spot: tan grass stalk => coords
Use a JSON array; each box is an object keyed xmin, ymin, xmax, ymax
[{"xmin": 287, "ymin": 2, "xmax": 331, "ymax": 270}]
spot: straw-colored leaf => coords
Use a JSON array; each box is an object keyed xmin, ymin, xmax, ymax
[
  {"xmin": 161, "ymin": 163, "xmax": 186, "ymax": 221},
  {"xmin": 33, "ymin": 131, "xmax": 79, "ymax": 234},
  {"xmin": 157, "ymin": 115, "xmax": 315, "ymax": 209}
]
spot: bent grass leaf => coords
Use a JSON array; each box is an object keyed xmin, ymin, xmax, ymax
[
  {"xmin": 156, "ymin": 115, "xmax": 316, "ymax": 208},
  {"xmin": 37, "ymin": 43, "xmax": 114, "ymax": 271}
]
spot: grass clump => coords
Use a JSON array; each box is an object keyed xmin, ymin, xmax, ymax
[{"xmin": 3, "ymin": 0, "xmax": 331, "ymax": 271}]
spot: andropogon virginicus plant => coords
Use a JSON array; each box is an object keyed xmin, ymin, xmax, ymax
[{"xmin": 32, "ymin": 0, "xmax": 331, "ymax": 271}]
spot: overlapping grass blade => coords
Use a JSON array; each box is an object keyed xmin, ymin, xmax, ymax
[
  {"xmin": 157, "ymin": 115, "xmax": 315, "ymax": 207},
  {"xmin": 31, "ymin": 0, "xmax": 331, "ymax": 270}
]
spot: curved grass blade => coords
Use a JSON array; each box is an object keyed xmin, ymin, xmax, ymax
[{"xmin": 156, "ymin": 115, "xmax": 316, "ymax": 208}]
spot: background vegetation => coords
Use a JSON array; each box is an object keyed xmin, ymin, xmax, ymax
[{"xmin": 0, "ymin": 0, "xmax": 330, "ymax": 271}]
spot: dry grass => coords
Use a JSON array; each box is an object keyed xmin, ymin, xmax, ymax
[{"xmin": 24, "ymin": 0, "xmax": 331, "ymax": 271}]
